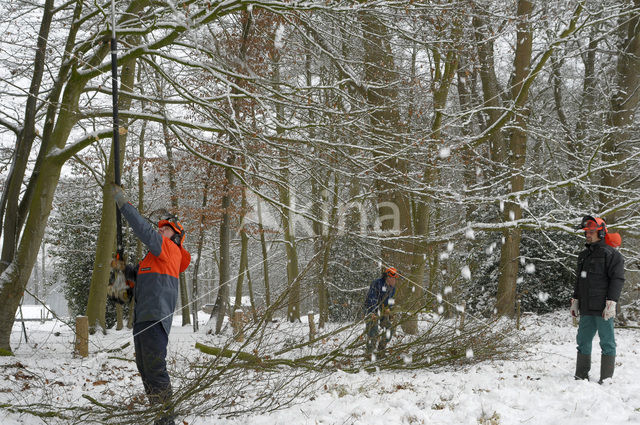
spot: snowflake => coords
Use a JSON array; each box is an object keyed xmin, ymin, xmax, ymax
[{"xmin": 461, "ymin": 266, "xmax": 471, "ymax": 280}]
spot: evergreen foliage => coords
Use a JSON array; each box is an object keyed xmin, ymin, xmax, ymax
[
  {"xmin": 48, "ymin": 179, "xmax": 125, "ymax": 326},
  {"xmin": 464, "ymin": 230, "xmax": 580, "ymax": 315},
  {"xmin": 326, "ymin": 234, "xmax": 378, "ymax": 321}
]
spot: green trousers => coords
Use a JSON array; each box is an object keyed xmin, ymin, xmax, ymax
[{"xmin": 576, "ymin": 315, "xmax": 616, "ymax": 356}]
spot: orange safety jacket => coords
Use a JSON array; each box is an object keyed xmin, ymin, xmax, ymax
[{"xmin": 120, "ymin": 202, "xmax": 188, "ymax": 335}]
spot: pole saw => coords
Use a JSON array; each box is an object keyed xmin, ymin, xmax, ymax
[
  {"xmin": 107, "ymin": 1, "xmax": 133, "ymax": 304},
  {"xmin": 111, "ymin": 0, "xmax": 123, "ymax": 260}
]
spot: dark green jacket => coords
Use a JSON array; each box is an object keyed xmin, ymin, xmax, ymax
[{"xmin": 573, "ymin": 239, "xmax": 625, "ymax": 316}]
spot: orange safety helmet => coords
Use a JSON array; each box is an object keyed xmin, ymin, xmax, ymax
[
  {"xmin": 385, "ymin": 267, "xmax": 398, "ymax": 278},
  {"xmin": 579, "ymin": 215, "xmax": 622, "ymax": 248},
  {"xmin": 580, "ymin": 215, "xmax": 607, "ymax": 240},
  {"xmin": 158, "ymin": 214, "xmax": 185, "ymax": 246}
]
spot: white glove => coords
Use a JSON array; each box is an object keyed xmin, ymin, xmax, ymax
[
  {"xmin": 570, "ymin": 298, "xmax": 579, "ymax": 317},
  {"xmin": 602, "ymin": 300, "xmax": 616, "ymax": 321}
]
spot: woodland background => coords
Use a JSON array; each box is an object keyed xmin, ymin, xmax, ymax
[{"xmin": 1, "ymin": 0, "xmax": 640, "ymax": 355}]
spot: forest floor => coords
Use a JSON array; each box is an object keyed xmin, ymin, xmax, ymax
[{"xmin": 1, "ymin": 311, "xmax": 639, "ymax": 424}]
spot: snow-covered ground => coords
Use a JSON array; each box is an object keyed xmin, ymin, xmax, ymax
[{"xmin": 1, "ymin": 312, "xmax": 639, "ymax": 424}]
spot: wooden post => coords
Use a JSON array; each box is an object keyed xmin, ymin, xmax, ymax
[
  {"xmin": 233, "ymin": 310, "xmax": 244, "ymax": 342},
  {"xmin": 75, "ymin": 316, "xmax": 89, "ymax": 357},
  {"xmin": 308, "ymin": 312, "xmax": 316, "ymax": 342}
]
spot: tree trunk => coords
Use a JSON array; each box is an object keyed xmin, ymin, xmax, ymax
[
  {"xmin": 212, "ymin": 159, "xmax": 233, "ymax": 333},
  {"xmin": 408, "ymin": 33, "xmax": 459, "ymax": 323},
  {"xmin": 0, "ymin": 101, "xmax": 80, "ymax": 350},
  {"xmin": 233, "ymin": 187, "xmax": 249, "ymax": 314},
  {"xmin": 312, "ymin": 173, "xmax": 336, "ymax": 329},
  {"xmin": 162, "ymin": 123, "xmax": 191, "ymax": 326},
  {"xmin": 0, "ymin": 0, "xmax": 54, "ymax": 262},
  {"xmin": 359, "ymin": 9, "xmax": 414, "ymax": 331},
  {"xmin": 281, "ymin": 152, "xmax": 302, "ymax": 322},
  {"xmin": 246, "ymin": 267, "xmax": 258, "ymax": 323},
  {"xmin": 256, "ymin": 195, "xmax": 271, "ymax": 318},
  {"xmin": 270, "ymin": 47, "xmax": 301, "ymax": 322},
  {"xmin": 191, "ymin": 166, "xmax": 212, "ymax": 333},
  {"xmin": 131, "ymin": 77, "xmax": 147, "ymax": 330},
  {"xmin": 496, "ymin": 0, "xmax": 533, "ymax": 317},
  {"xmin": 600, "ymin": 0, "xmax": 640, "ymax": 224},
  {"xmin": 472, "ymin": 12, "xmax": 508, "ymax": 166},
  {"xmin": 86, "ymin": 51, "xmax": 138, "ymax": 333}
]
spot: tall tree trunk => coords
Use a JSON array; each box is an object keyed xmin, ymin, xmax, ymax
[
  {"xmin": 318, "ymin": 174, "xmax": 339, "ymax": 328},
  {"xmin": 359, "ymin": 9, "xmax": 414, "ymax": 331},
  {"xmin": 211, "ymin": 10, "xmax": 253, "ymax": 329},
  {"xmin": 246, "ymin": 267, "xmax": 258, "ymax": 323},
  {"xmin": 408, "ymin": 36, "xmax": 458, "ymax": 322},
  {"xmin": 86, "ymin": 49, "xmax": 138, "ymax": 333},
  {"xmin": 311, "ymin": 174, "xmax": 330, "ymax": 329},
  {"xmin": 496, "ymin": 0, "xmax": 533, "ymax": 317},
  {"xmin": 0, "ymin": 0, "xmax": 54, "ymax": 261},
  {"xmin": 162, "ymin": 123, "xmax": 191, "ymax": 325},
  {"xmin": 131, "ymin": 77, "xmax": 147, "ymax": 329},
  {"xmin": 191, "ymin": 166, "xmax": 212, "ymax": 333},
  {"xmin": 0, "ymin": 70, "xmax": 84, "ymax": 351},
  {"xmin": 233, "ymin": 186, "xmax": 249, "ymax": 314},
  {"xmin": 256, "ymin": 195, "xmax": 271, "ymax": 318},
  {"xmin": 281, "ymin": 148, "xmax": 302, "ymax": 322},
  {"xmin": 212, "ymin": 159, "xmax": 233, "ymax": 333},
  {"xmin": 600, "ymin": 0, "xmax": 640, "ymax": 224},
  {"xmin": 472, "ymin": 13, "xmax": 508, "ymax": 167},
  {"xmin": 270, "ymin": 46, "xmax": 301, "ymax": 322}
]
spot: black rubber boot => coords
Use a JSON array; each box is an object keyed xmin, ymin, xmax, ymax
[
  {"xmin": 574, "ymin": 352, "xmax": 591, "ymax": 380},
  {"xmin": 599, "ymin": 354, "xmax": 615, "ymax": 384}
]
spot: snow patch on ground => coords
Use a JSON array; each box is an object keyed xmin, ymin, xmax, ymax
[{"xmin": 1, "ymin": 312, "xmax": 639, "ymax": 424}]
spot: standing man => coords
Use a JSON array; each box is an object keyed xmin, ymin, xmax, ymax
[
  {"xmin": 363, "ymin": 267, "xmax": 398, "ymax": 357},
  {"xmin": 571, "ymin": 215, "xmax": 624, "ymax": 383},
  {"xmin": 112, "ymin": 184, "xmax": 190, "ymax": 425}
]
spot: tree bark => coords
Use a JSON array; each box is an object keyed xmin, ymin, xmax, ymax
[
  {"xmin": 212, "ymin": 159, "xmax": 233, "ymax": 333},
  {"xmin": 256, "ymin": 195, "xmax": 271, "ymax": 317},
  {"xmin": 270, "ymin": 46, "xmax": 302, "ymax": 322},
  {"xmin": 0, "ymin": 0, "xmax": 54, "ymax": 261},
  {"xmin": 86, "ymin": 49, "xmax": 138, "ymax": 333},
  {"xmin": 162, "ymin": 123, "xmax": 191, "ymax": 326},
  {"xmin": 408, "ymin": 32, "xmax": 459, "ymax": 324},
  {"xmin": 233, "ymin": 186, "xmax": 249, "ymax": 315},
  {"xmin": 496, "ymin": 0, "xmax": 533, "ymax": 317},
  {"xmin": 600, "ymin": 0, "xmax": 640, "ymax": 224},
  {"xmin": 359, "ymin": 8, "xmax": 414, "ymax": 331},
  {"xmin": 191, "ymin": 166, "xmax": 212, "ymax": 333}
]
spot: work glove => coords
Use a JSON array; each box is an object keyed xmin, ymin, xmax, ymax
[
  {"xmin": 602, "ymin": 300, "xmax": 616, "ymax": 321},
  {"xmin": 110, "ymin": 183, "xmax": 128, "ymax": 209},
  {"xmin": 570, "ymin": 298, "xmax": 579, "ymax": 317}
]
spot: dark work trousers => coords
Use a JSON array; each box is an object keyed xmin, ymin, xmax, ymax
[
  {"xmin": 133, "ymin": 321, "xmax": 174, "ymax": 425},
  {"xmin": 365, "ymin": 314, "xmax": 394, "ymax": 354}
]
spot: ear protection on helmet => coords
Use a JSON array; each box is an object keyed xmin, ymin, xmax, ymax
[
  {"xmin": 158, "ymin": 214, "xmax": 185, "ymax": 246},
  {"xmin": 580, "ymin": 215, "xmax": 607, "ymax": 240}
]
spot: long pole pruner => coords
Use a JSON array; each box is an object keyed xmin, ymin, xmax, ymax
[{"xmin": 110, "ymin": 0, "xmax": 123, "ymax": 261}]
